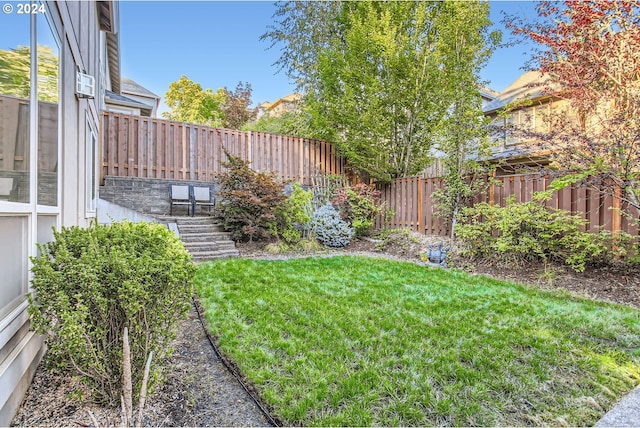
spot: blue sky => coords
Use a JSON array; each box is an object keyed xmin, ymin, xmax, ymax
[
  {"xmin": 0, "ymin": 1, "xmax": 540, "ymax": 114},
  {"xmin": 118, "ymin": 1, "xmax": 539, "ymax": 115}
]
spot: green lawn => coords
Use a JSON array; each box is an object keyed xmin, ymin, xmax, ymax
[{"xmin": 195, "ymin": 256, "xmax": 640, "ymax": 426}]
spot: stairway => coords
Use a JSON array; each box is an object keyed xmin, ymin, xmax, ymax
[{"xmin": 162, "ymin": 216, "xmax": 239, "ymax": 262}]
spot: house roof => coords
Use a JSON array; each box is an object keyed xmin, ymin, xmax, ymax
[
  {"xmin": 121, "ymin": 77, "xmax": 160, "ymax": 99},
  {"xmin": 480, "ymin": 86, "xmax": 500, "ymax": 101},
  {"xmin": 105, "ymin": 90, "xmax": 152, "ymax": 116},
  {"xmin": 98, "ymin": 1, "xmax": 121, "ymax": 93},
  {"xmin": 483, "ymin": 71, "xmax": 557, "ymax": 114},
  {"xmin": 266, "ymin": 92, "xmax": 303, "ymax": 112}
]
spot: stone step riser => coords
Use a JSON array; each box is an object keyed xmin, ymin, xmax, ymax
[
  {"xmin": 180, "ymin": 234, "xmax": 233, "ymax": 243},
  {"xmin": 191, "ymin": 251, "xmax": 240, "ymax": 262},
  {"xmin": 178, "ymin": 226, "xmax": 226, "ymax": 233},
  {"xmin": 176, "ymin": 220, "xmax": 222, "ymax": 226},
  {"xmin": 191, "ymin": 249, "xmax": 240, "ymax": 256},
  {"xmin": 157, "ymin": 217, "xmax": 218, "ymax": 224},
  {"xmin": 183, "ymin": 243, "xmax": 236, "ymax": 252}
]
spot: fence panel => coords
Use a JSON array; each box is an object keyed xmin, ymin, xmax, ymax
[
  {"xmin": 101, "ymin": 112, "xmax": 348, "ymax": 185},
  {"xmin": 377, "ymin": 173, "xmax": 639, "ymax": 238}
]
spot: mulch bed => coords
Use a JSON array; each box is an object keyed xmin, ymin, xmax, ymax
[{"xmin": 11, "ymin": 305, "xmax": 270, "ymax": 427}]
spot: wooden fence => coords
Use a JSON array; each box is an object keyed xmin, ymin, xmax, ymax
[
  {"xmin": 377, "ymin": 174, "xmax": 640, "ymax": 237},
  {"xmin": 1, "ymin": 95, "xmax": 58, "ymax": 173},
  {"xmin": 101, "ymin": 112, "xmax": 639, "ymax": 238},
  {"xmin": 100, "ymin": 112, "xmax": 347, "ymax": 185}
]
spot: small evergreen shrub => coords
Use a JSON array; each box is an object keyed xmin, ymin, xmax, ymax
[
  {"xmin": 215, "ymin": 151, "xmax": 287, "ymax": 241},
  {"xmin": 29, "ymin": 220, "xmax": 196, "ymax": 405},
  {"xmin": 332, "ymin": 183, "xmax": 383, "ymax": 238},
  {"xmin": 275, "ymin": 182, "xmax": 314, "ymax": 243},
  {"xmin": 310, "ymin": 203, "xmax": 353, "ymax": 247},
  {"xmin": 594, "ymin": 230, "xmax": 640, "ymax": 266},
  {"xmin": 456, "ymin": 198, "xmax": 606, "ymax": 272}
]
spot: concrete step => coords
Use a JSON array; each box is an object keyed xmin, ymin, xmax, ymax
[
  {"xmin": 157, "ymin": 214, "xmax": 217, "ymax": 221},
  {"xmin": 177, "ymin": 224, "xmax": 226, "ymax": 233},
  {"xmin": 176, "ymin": 217, "xmax": 220, "ymax": 225},
  {"xmin": 166, "ymin": 215, "xmax": 239, "ymax": 261},
  {"xmin": 180, "ymin": 232, "xmax": 233, "ymax": 242},
  {"xmin": 183, "ymin": 241, "xmax": 236, "ymax": 252},
  {"xmin": 190, "ymin": 249, "xmax": 240, "ymax": 262},
  {"xmin": 157, "ymin": 216, "xmax": 222, "ymax": 227}
]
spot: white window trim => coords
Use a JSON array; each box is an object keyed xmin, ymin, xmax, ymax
[
  {"xmin": 36, "ymin": 5, "xmax": 62, "ymax": 215},
  {"xmin": 85, "ymin": 112, "xmax": 98, "ymax": 217}
]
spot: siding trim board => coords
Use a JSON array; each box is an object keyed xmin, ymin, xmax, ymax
[{"xmin": 0, "ymin": 1, "xmax": 110, "ymax": 423}]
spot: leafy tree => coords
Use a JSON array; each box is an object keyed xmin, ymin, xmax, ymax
[
  {"xmin": 0, "ymin": 44, "xmax": 59, "ymax": 102},
  {"xmin": 264, "ymin": 1, "xmax": 497, "ymax": 183},
  {"xmin": 242, "ymin": 110, "xmax": 307, "ymax": 136},
  {"xmin": 162, "ymin": 75, "xmax": 226, "ymax": 126},
  {"xmin": 222, "ymin": 81, "xmax": 257, "ymax": 130},
  {"xmin": 505, "ymin": 0, "xmax": 640, "ymax": 212},
  {"xmin": 432, "ymin": 1, "xmax": 499, "ymax": 240},
  {"xmin": 215, "ymin": 151, "xmax": 286, "ymax": 242},
  {"xmin": 262, "ymin": 2, "xmax": 343, "ymax": 90}
]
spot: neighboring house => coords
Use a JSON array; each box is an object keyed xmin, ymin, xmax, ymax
[
  {"xmin": 256, "ymin": 101, "xmax": 272, "ymax": 120},
  {"xmin": 422, "ymin": 85, "xmax": 500, "ymax": 178},
  {"xmin": 0, "ymin": 1, "xmax": 119, "ymax": 423},
  {"xmin": 257, "ymin": 92, "xmax": 303, "ymax": 119},
  {"xmin": 483, "ymin": 71, "xmax": 565, "ymax": 175},
  {"xmin": 104, "ymin": 77, "xmax": 160, "ymax": 117},
  {"xmin": 480, "ymin": 86, "xmax": 500, "ymax": 108}
]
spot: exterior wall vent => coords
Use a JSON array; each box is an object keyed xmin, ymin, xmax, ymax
[{"xmin": 76, "ymin": 72, "xmax": 96, "ymax": 98}]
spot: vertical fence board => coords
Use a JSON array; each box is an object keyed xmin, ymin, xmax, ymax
[
  {"xmin": 101, "ymin": 113, "xmax": 639, "ymax": 239},
  {"xmin": 375, "ymin": 172, "xmax": 638, "ymax": 238},
  {"xmin": 103, "ymin": 112, "xmax": 347, "ymax": 184}
]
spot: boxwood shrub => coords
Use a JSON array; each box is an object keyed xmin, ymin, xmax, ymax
[{"xmin": 29, "ymin": 220, "xmax": 196, "ymax": 404}]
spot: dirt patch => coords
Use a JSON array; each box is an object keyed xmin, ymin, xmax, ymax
[{"xmin": 11, "ymin": 304, "xmax": 270, "ymax": 427}]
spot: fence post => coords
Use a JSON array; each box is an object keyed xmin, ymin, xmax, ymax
[
  {"xmin": 299, "ymin": 138, "xmax": 304, "ymax": 183},
  {"xmin": 612, "ymin": 184, "xmax": 622, "ymax": 235},
  {"xmin": 247, "ymin": 131, "xmax": 253, "ymax": 165},
  {"xmin": 489, "ymin": 170, "xmax": 496, "ymax": 205},
  {"xmin": 417, "ymin": 178, "xmax": 424, "ymax": 235},
  {"xmin": 189, "ymin": 124, "xmax": 196, "ymax": 181}
]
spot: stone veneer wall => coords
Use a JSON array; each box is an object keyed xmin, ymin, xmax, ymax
[
  {"xmin": 99, "ymin": 176, "xmax": 219, "ymax": 216},
  {"xmin": 0, "ymin": 171, "xmax": 57, "ymax": 206}
]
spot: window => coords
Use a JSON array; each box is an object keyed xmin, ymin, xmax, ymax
[
  {"xmin": 506, "ymin": 107, "xmax": 538, "ymax": 146},
  {"xmin": 0, "ymin": 11, "xmax": 31, "ymax": 204},
  {"xmin": 86, "ymin": 115, "xmax": 98, "ymax": 215},
  {"xmin": 0, "ymin": 216, "xmax": 28, "ymax": 319},
  {"xmin": 37, "ymin": 11, "xmax": 60, "ymax": 207},
  {"xmin": 0, "ymin": 4, "xmax": 62, "ymax": 318}
]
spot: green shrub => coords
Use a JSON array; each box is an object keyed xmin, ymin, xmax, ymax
[
  {"xmin": 29, "ymin": 220, "xmax": 196, "ymax": 405},
  {"xmin": 594, "ymin": 230, "xmax": 640, "ymax": 265},
  {"xmin": 456, "ymin": 198, "xmax": 607, "ymax": 272},
  {"xmin": 275, "ymin": 182, "xmax": 314, "ymax": 243},
  {"xmin": 332, "ymin": 183, "xmax": 383, "ymax": 238},
  {"xmin": 215, "ymin": 152, "xmax": 287, "ymax": 241}
]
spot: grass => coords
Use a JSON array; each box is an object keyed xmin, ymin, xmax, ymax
[{"xmin": 195, "ymin": 256, "xmax": 640, "ymax": 426}]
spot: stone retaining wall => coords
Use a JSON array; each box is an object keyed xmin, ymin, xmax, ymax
[{"xmin": 99, "ymin": 176, "xmax": 219, "ymax": 216}]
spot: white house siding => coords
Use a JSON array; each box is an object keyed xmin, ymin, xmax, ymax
[{"xmin": 0, "ymin": 1, "xmax": 114, "ymax": 423}]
